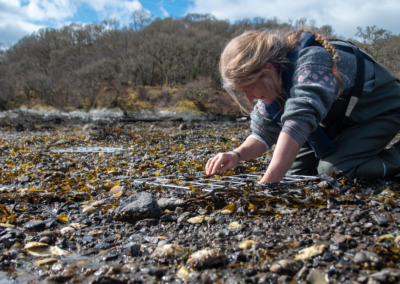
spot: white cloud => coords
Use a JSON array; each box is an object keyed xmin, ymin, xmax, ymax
[
  {"xmin": 160, "ymin": 6, "xmax": 170, "ymax": 17},
  {"xmin": 0, "ymin": 0, "xmax": 145, "ymax": 45},
  {"xmin": 186, "ymin": 0, "xmax": 400, "ymax": 39}
]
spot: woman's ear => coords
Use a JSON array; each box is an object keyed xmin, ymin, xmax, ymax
[{"xmin": 263, "ymin": 62, "xmax": 275, "ymax": 70}]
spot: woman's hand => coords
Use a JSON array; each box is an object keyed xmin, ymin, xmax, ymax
[
  {"xmin": 260, "ymin": 132, "xmax": 300, "ymax": 183},
  {"xmin": 205, "ymin": 151, "xmax": 239, "ymax": 176}
]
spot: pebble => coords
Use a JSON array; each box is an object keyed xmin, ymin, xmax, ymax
[
  {"xmin": 60, "ymin": 227, "xmax": 75, "ymax": 235},
  {"xmin": 24, "ymin": 220, "xmax": 46, "ymax": 232},
  {"xmin": 269, "ymin": 259, "xmax": 302, "ymax": 274},
  {"xmin": 176, "ymin": 266, "xmax": 190, "ymax": 279},
  {"xmin": 373, "ymin": 214, "xmax": 388, "ymax": 226},
  {"xmin": 226, "ymin": 221, "xmax": 241, "ymax": 229},
  {"xmin": 238, "ymin": 240, "xmax": 258, "ymax": 249},
  {"xmin": 34, "ymin": 258, "xmax": 58, "ymax": 267},
  {"xmin": 151, "ymin": 244, "xmax": 190, "ymax": 263},
  {"xmin": 306, "ymin": 268, "xmax": 328, "ymax": 284},
  {"xmin": 157, "ymin": 197, "xmax": 185, "ymax": 210},
  {"xmin": 187, "ymin": 216, "xmax": 204, "ymax": 224},
  {"xmin": 353, "ymin": 250, "xmax": 382, "ymax": 266},
  {"xmin": 295, "ymin": 245, "xmax": 327, "ymax": 260},
  {"xmin": 187, "ymin": 249, "xmax": 225, "ymax": 269}
]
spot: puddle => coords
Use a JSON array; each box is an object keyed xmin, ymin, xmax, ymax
[{"xmin": 51, "ymin": 146, "xmax": 134, "ymax": 153}]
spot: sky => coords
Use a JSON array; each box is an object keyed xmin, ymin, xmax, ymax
[{"xmin": 1, "ymin": 0, "xmax": 400, "ymax": 47}]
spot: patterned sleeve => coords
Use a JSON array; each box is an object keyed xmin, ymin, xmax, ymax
[{"xmin": 249, "ymin": 100, "xmax": 282, "ymax": 149}]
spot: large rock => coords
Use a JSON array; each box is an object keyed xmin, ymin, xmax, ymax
[
  {"xmin": 157, "ymin": 197, "xmax": 185, "ymax": 210},
  {"xmin": 114, "ymin": 192, "xmax": 162, "ymax": 223}
]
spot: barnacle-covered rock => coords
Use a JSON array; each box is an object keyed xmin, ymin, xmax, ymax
[{"xmin": 151, "ymin": 244, "xmax": 190, "ymax": 263}]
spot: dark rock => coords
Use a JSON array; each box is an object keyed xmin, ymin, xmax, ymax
[
  {"xmin": 102, "ymin": 254, "xmax": 118, "ymax": 261},
  {"xmin": 160, "ymin": 214, "xmax": 174, "ymax": 222},
  {"xmin": 123, "ymin": 243, "xmax": 141, "ymax": 256},
  {"xmin": 90, "ymin": 276, "xmax": 128, "ymax": 284},
  {"xmin": 114, "ymin": 192, "xmax": 162, "ymax": 223},
  {"xmin": 82, "ymin": 219, "xmax": 93, "ymax": 226},
  {"xmin": 374, "ymin": 214, "xmax": 388, "ymax": 226},
  {"xmin": 147, "ymin": 267, "xmax": 165, "ymax": 278},
  {"xmin": 24, "ymin": 220, "xmax": 46, "ymax": 232},
  {"xmin": 0, "ymin": 233, "xmax": 16, "ymax": 248},
  {"xmin": 179, "ymin": 124, "xmax": 187, "ymax": 130},
  {"xmin": 157, "ymin": 197, "xmax": 185, "ymax": 210},
  {"xmin": 43, "ymin": 218, "xmax": 57, "ymax": 229}
]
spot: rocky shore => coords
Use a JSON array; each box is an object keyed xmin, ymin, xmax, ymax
[{"xmin": 1, "ymin": 118, "xmax": 400, "ymax": 284}]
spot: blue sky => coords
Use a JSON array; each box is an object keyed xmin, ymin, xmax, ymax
[{"xmin": 1, "ymin": 0, "xmax": 400, "ymax": 47}]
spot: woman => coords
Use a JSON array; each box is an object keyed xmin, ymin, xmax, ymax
[{"xmin": 206, "ymin": 29, "xmax": 400, "ymax": 183}]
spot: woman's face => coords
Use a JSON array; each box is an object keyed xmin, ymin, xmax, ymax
[{"xmin": 235, "ymin": 79, "xmax": 276, "ymax": 104}]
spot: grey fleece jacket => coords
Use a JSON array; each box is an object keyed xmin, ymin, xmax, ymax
[{"xmin": 249, "ymin": 42, "xmax": 375, "ymax": 150}]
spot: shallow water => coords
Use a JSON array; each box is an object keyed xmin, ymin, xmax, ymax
[{"xmin": 51, "ymin": 146, "xmax": 134, "ymax": 153}]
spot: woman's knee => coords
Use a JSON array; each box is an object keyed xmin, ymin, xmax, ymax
[{"xmin": 317, "ymin": 160, "xmax": 364, "ymax": 179}]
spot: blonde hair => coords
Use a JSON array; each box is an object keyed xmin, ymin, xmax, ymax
[{"xmin": 220, "ymin": 29, "xmax": 343, "ymax": 113}]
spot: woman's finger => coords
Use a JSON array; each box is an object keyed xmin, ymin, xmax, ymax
[
  {"xmin": 211, "ymin": 155, "xmax": 226, "ymax": 175},
  {"xmin": 205, "ymin": 157, "xmax": 215, "ymax": 175}
]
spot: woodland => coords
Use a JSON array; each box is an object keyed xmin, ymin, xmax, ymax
[{"xmin": 0, "ymin": 10, "xmax": 399, "ymax": 115}]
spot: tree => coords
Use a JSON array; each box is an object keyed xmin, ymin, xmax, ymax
[
  {"xmin": 356, "ymin": 26, "xmax": 394, "ymax": 60},
  {"xmin": 77, "ymin": 59, "xmax": 119, "ymax": 108}
]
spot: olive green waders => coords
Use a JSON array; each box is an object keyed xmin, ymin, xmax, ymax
[{"xmin": 289, "ymin": 62, "xmax": 400, "ymax": 180}]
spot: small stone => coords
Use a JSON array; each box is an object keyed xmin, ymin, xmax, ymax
[
  {"xmin": 18, "ymin": 175, "xmax": 30, "ymax": 182},
  {"xmin": 82, "ymin": 206, "xmax": 97, "ymax": 213},
  {"xmin": 179, "ymin": 124, "xmax": 187, "ymax": 130},
  {"xmin": 238, "ymin": 240, "xmax": 258, "ymax": 249},
  {"xmin": 174, "ymin": 207, "xmax": 184, "ymax": 215},
  {"xmin": 176, "ymin": 266, "xmax": 190, "ymax": 279},
  {"xmin": 24, "ymin": 220, "xmax": 46, "ymax": 232},
  {"xmin": 123, "ymin": 243, "xmax": 141, "ymax": 256},
  {"xmin": 177, "ymin": 216, "xmax": 187, "ymax": 223},
  {"xmin": 187, "ymin": 216, "xmax": 204, "ymax": 224},
  {"xmin": 374, "ymin": 214, "xmax": 388, "ymax": 226},
  {"xmin": 60, "ymin": 227, "xmax": 75, "ymax": 235},
  {"xmin": 368, "ymin": 270, "xmax": 392, "ymax": 283},
  {"xmin": 34, "ymin": 258, "xmax": 58, "ymax": 267},
  {"xmin": 364, "ymin": 222, "xmax": 374, "ymax": 228},
  {"xmin": 39, "ymin": 237, "xmax": 51, "ymax": 244},
  {"xmin": 54, "ymin": 139, "xmax": 70, "ymax": 145},
  {"xmin": 157, "ymin": 197, "xmax": 185, "ymax": 210},
  {"xmin": 354, "ymin": 250, "xmax": 382, "ymax": 266},
  {"xmin": 121, "ymin": 264, "xmax": 138, "ymax": 273},
  {"xmin": 95, "ymin": 242, "xmax": 112, "ymax": 250},
  {"xmin": 295, "ymin": 245, "xmax": 327, "ymax": 260},
  {"xmin": 151, "ymin": 244, "xmax": 190, "ymax": 263},
  {"xmin": 270, "ymin": 259, "xmax": 302, "ymax": 274},
  {"xmin": 187, "ymin": 249, "xmax": 225, "ymax": 269},
  {"xmin": 306, "ymin": 268, "xmax": 328, "ymax": 284},
  {"xmin": 226, "ymin": 221, "xmax": 241, "ymax": 230}
]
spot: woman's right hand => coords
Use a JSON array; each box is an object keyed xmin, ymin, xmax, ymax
[{"xmin": 205, "ymin": 151, "xmax": 239, "ymax": 176}]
